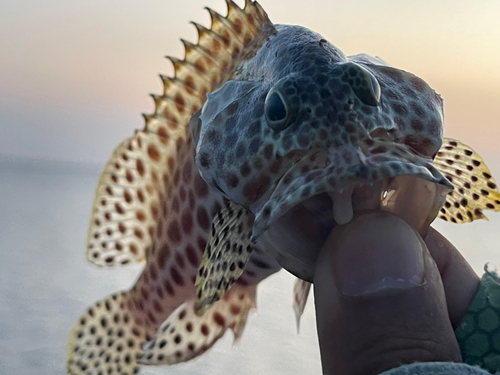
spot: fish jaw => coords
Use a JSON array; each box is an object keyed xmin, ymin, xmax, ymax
[
  {"xmin": 251, "ymin": 138, "xmax": 453, "ymax": 240},
  {"xmin": 250, "ymin": 135, "xmax": 453, "ymax": 281},
  {"xmin": 259, "ymin": 173, "xmax": 451, "ymax": 282}
]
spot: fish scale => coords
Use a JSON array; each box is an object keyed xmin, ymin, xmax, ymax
[{"xmin": 69, "ymin": 1, "xmax": 500, "ymax": 374}]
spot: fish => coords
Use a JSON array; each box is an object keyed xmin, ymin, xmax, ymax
[
  {"xmin": 191, "ymin": 8, "xmax": 500, "ymax": 311},
  {"xmin": 191, "ymin": 14, "xmax": 500, "ymax": 312},
  {"xmin": 67, "ymin": 1, "xmax": 500, "ymax": 374}
]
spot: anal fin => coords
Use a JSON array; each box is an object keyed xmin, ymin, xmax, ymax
[
  {"xmin": 67, "ymin": 292, "xmax": 147, "ymax": 375},
  {"xmin": 138, "ymin": 285, "xmax": 256, "ymax": 365}
]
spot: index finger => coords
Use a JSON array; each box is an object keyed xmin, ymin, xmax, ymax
[{"xmin": 424, "ymin": 227, "xmax": 480, "ymax": 328}]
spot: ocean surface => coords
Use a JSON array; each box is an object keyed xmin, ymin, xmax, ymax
[{"xmin": 1, "ymin": 157, "xmax": 500, "ymax": 374}]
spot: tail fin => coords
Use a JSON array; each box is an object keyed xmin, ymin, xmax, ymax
[
  {"xmin": 138, "ymin": 285, "xmax": 256, "ymax": 365},
  {"xmin": 67, "ymin": 292, "xmax": 148, "ymax": 375}
]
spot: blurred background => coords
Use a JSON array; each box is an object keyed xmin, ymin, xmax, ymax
[{"xmin": 1, "ymin": 0, "xmax": 499, "ymax": 373}]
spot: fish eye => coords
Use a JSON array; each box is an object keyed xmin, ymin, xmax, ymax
[
  {"xmin": 266, "ymin": 92, "xmax": 287, "ymax": 121},
  {"xmin": 264, "ymin": 90, "xmax": 290, "ymax": 131}
]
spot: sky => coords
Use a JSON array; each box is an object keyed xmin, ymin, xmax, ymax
[{"xmin": 1, "ymin": 0, "xmax": 500, "ymax": 165}]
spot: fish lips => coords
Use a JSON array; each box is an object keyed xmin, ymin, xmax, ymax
[{"xmin": 253, "ymin": 145, "xmax": 453, "ymax": 282}]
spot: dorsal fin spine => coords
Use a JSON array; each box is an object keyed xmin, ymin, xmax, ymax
[
  {"xmin": 190, "ymin": 20, "xmax": 231, "ymax": 48},
  {"xmin": 226, "ymin": 0, "xmax": 254, "ymax": 33},
  {"xmin": 151, "ymin": 92, "xmax": 201, "ymax": 122},
  {"xmin": 206, "ymin": 7, "xmax": 245, "ymax": 46},
  {"xmin": 160, "ymin": 75, "xmax": 192, "ymax": 97},
  {"xmin": 167, "ymin": 56, "xmax": 203, "ymax": 82},
  {"xmin": 181, "ymin": 38, "xmax": 221, "ymax": 69},
  {"xmin": 150, "ymin": 94, "xmax": 172, "ymax": 119},
  {"xmin": 226, "ymin": 0, "xmax": 260, "ymax": 35},
  {"xmin": 167, "ymin": 54, "xmax": 211, "ymax": 84},
  {"xmin": 190, "ymin": 21, "xmax": 234, "ymax": 64},
  {"xmin": 253, "ymin": 1, "xmax": 267, "ymax": 21}
]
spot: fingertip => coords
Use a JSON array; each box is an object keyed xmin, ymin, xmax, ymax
[{"xmin": 332, "ymin": 213, "xmax": 426, "ymax": 297}]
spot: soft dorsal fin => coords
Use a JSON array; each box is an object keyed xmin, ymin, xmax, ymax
[
  {"xmin": 86, "ymin": 131, "xmax": 173, "ymax": 266},
  {"xmin": 433, "ymin": 138, "xmax": 500, "ymax": 223},
  {"xmin": 86, "ymin": 1, "xmax": 273, "ymax": 266}
]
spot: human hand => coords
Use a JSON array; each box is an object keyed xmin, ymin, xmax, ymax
[{"xmin": 313, "ymin": 212, "xmax": 480, "ymax": 375}]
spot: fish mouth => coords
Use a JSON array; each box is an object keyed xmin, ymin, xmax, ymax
[{"xmin": 255, "ymin": 144, "xmax": 453, "ymax": 282}]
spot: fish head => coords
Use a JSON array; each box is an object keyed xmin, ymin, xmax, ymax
[{"xmin": 193, "ymin": 25, "xmax": 452, "ymax": 280}]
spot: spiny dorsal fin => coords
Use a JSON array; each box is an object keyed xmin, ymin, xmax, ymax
[
  {"xmin": 138, "ymin": 285, "xmax": 256, "ymax": 366},
  {"xmin": 433, "ymin": 138, "xmax": 500, "ymax": 223},
  {"xmin": 195, "ymin": 201, "xmax": 255, "ymax": 315},
  {"xmin": 86, "ymin": 1, "xmax": 272, "ymax": 267},
  {"xmin": 152, "ymin": 0, "xmax": 271, "ymax": 129}
]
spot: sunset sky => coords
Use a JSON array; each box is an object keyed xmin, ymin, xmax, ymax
[{"xmin": 1, "ymin": 0, "xmax": 500, "ymax": 164}]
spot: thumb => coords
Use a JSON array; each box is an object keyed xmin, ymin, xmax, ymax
[{"xmin": 314, "ymin": 212, "xmax": 461, "ymax": 375}]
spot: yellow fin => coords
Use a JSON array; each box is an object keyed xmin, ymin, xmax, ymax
[
  {"xmin": 86, "ymin": 131, "xmax": 176, "ymax": 266},
  {"xmin": 195, "ymin": 201, "xmax": 255, "ymax": 315},
  {"xmin": 433, "ymin": 138, "xmax": 500, "ymax": 223},
  {"xmin": 67, "ymin": 292, "xmax": 147, "ymax": 375},
  {"xmin": 138, "ymin": 285, "xmax": 256, "ymax": 365}
]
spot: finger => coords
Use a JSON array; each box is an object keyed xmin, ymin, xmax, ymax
[
  {"xmin": 424, "ymin": 227, "xmax": 480, "ymax": 328},
  {"xmin": 314, "ymin": 212, "xmax": 461, "ymax": 375}
]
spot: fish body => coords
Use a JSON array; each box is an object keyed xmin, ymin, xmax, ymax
[{"xmin": 68, "ymin": 1, "xmax": 500, "ymax": 374}]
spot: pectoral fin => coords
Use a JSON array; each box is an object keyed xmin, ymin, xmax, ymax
[
  {"xmin": 195, "ymin": 201, "xmax": 255, "ymax": 314},
  {"xmin": 433, "ymin": 138, "xmax": 500, "ymax": 223}
]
